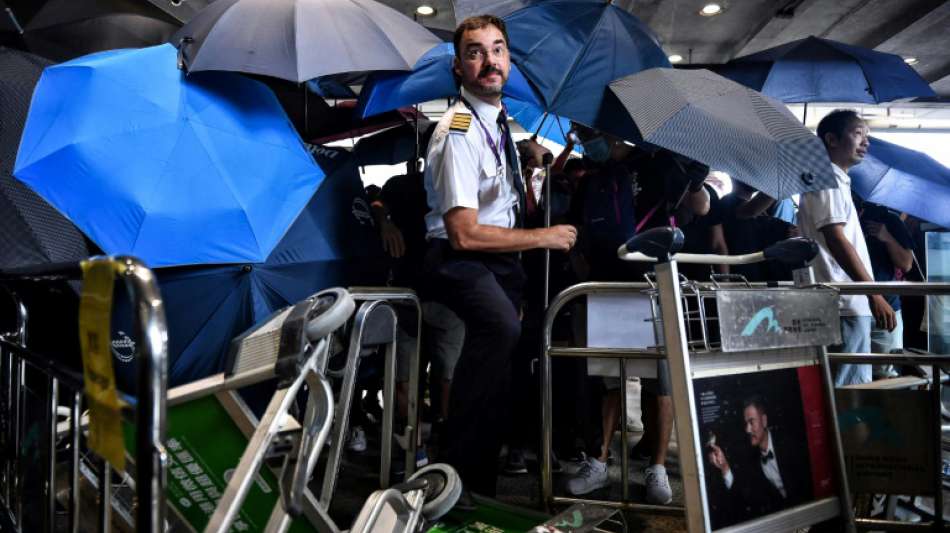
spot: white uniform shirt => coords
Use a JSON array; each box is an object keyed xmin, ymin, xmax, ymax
[
  {"xmin": 798, "ymin": 163, "xmax": 873, "ymax": 317},
  {"xmin": 424, "ymin": 87, "xmax": 520, "ymax": 240}
]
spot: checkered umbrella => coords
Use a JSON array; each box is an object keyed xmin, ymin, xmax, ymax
[{"xmin": 607, "ymin": 68, "xmax": 837, "ymax": 199}]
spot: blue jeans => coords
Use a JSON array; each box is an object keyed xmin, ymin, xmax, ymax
[
  {"xmin": 831, "ymin": 315, "xmax": 873, "ymax": 386},
  {"xmin": 870, "ymin": 309, "xmax": 904, "ymax": 354}
]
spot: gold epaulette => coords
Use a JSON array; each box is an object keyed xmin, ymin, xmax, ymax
[{"xmin": 449, "ymin": 111, "xmax": 472, "ymax": 133}]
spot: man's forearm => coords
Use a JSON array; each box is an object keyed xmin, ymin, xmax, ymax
[
  {"xmin": 448, "ymin": 223, "xmax": 548, "ymax": 253},
  {"xmin": 735, "ymin": 193, "xmax": 776, "ymax": 219},
  {"xmin": 883, "ymin": 238, "xmax": 913, "ymax": 273}
]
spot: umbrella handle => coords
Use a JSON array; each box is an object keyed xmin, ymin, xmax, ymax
[
  {"xmin": 542, "ymin": 152, "xmax": 554, "ymax": 309},
  {"xmin": 177, "ymin": 37, "xmax": 194, "ymax": 71}
]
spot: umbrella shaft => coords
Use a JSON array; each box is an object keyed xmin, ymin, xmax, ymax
[{"xmin": 5, "ymin": 7, "xmax": 23, "ymax": 34}]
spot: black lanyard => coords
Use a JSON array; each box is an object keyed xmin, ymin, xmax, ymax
[{"xmin": 460, "ymin": 96, "xmax": 505, "ymax": 175}]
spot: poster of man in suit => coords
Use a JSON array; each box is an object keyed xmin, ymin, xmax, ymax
[{"xmin": 695, "ymin": 366, "xmax": 835, "ymax": 529}]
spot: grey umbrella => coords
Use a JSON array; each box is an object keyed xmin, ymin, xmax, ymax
[
  {"xmin": 606, "ymin": 68, "xmax": 837, "ymax": 199},
  {"xmin": 173, "ymin": 0, "xmax": 442, "ymax": 83}
]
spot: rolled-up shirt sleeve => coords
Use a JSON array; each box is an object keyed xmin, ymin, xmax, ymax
[{"xmin": 434, "ymin": 132, "xmax": 481, "ymax": 214}]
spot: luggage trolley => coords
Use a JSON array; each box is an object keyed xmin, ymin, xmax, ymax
[
  {"xmin": 820, "ymin": 279, "xmax": 950, "ymax": 531},
  {"xmin": 164, "ymin": 285, "xmax": 457, "ymax": 533},
  {"xmin": 155, "ymin": 286, "xmax": 431, "ymax": 533},
  {"xmin": 541, "ymin": 227, "xmax": 856, "ymax": 532},
  {"xmin": 0, "ymin": 256, "xmax": 168, "ymax": 533}
]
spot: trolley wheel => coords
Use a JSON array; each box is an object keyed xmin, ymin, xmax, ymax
[
  {"xmin": 304, "ymin": 288, "xmax": 355, "ymax": 341},
  {"xmin": 409, "ymin": 463, "xmax": 463, "ymax": 521}
]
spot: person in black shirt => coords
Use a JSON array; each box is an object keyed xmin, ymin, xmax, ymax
[
  {"xmin": 855, "ymin": 196, "xmax": 913, "ymax": 378},
  {"xmin": 719, "ymin": 181, "xmax": 799, "ymax": 282}
]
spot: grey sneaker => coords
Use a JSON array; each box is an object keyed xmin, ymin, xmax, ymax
[
  {"xmin": 644, "ymin": 464, "xmax": 672, "ymax": 504},
  {"xmin": 566, "ymin": 457, "xmax": 609, "ymax": 496},
  {"xmin": 348, "ymin": 426, "xmax": 367, "ymax": 453},
  {"xmin": 504, "ymin": 447, "xmax": 528, "ymax": 475}
]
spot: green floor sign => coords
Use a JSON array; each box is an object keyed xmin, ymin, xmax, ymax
[{"xmin": 127, "ymin": 395, "xmax": 315, "ymax": 533}]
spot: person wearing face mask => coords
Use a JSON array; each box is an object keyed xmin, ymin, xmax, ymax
[
  {"xmin": 422, "ymin": 14, "xmax": 577, "ymax": 502},
  {"xmin": 799, "ymin": 109, "xmax": 896, "ymax": 386},
  {"xmin": 563, "ymin": 128, "xmax": 709, "ymax": 504}
]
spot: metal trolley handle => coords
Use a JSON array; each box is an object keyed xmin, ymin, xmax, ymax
[{"xmin": 618, "ymin": 226, "xmax": 818, "ymax": 268}]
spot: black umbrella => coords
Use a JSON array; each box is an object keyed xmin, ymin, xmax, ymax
[
  {"xmin": 606, "ymin": 68, "xmax": 837, "ymax": 199},
  {"xmin": 21, "ymin": 0, "xmax": 180, "ymax": 62},
  {"xmin": 0, "ymin": 47, "xmax": 88, "ymax": 267},
  {"xmin": 173, "ymin": 0, "xmax": 442, "ymax": 83},
  {"xmin": 354, "ymin": 120, "xmax": 436, "ymax": 166}
]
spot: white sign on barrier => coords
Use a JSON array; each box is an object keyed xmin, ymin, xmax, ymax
[{"xmin": 586, "ymin": 293, "xmax": 658, "ymax": 378}]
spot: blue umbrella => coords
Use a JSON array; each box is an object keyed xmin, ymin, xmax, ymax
[
  {"xmin": 112, "ymin": 145, "xmax": 386, "ymax": 386},
  {"xmin": 503, "ymin": 97, "xmax": 575, "ymax": 148},
  {"xmin": 357, "ymin": 42, "xmax": 541, "ymax": 118},
  {"xmin": 849, "ymin": 136, "xmax": 950, "ymax": 228},
  {"xmin": 502, "ymin": 0, "xmax": 670, "ymax": 128},
  {"xmin": 14, "ymin": 44, "xmax": 324, "ymax": 268},
  {"xmin": 726, "ymin": 36, "xmax": 936, "ymax": 103}
]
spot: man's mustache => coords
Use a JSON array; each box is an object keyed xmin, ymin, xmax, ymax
[{"xmin": 478, "ymin": 66, "xmax": 503, "ymax": 78}]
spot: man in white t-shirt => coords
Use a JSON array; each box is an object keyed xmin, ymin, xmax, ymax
[{"xmin": 798, "ymin": 109, "xmax": 896, "ymax": 385}]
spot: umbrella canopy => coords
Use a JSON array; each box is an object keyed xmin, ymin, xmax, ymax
[
  {"xmin": 21, "ymin": 0, "xmax": 180, "ymax": 62},
  {"xmin": 726, "ymin": 36, "xmax": 936, "ymax": 103},
  {"xmin": 173, "ymin": 0, "xmax": 441, "ymax": 83},
  {"xmin": 503, "ymin": 97, "xmax": 574, "ymax": 148},
  {"xmin": 111, "ymin": 146, "xmax": 386, "ymax": 386},
  {"xmin": 14, "ymin": 44, "xmax": 324, "ymax": 268},
  {"xmin": 849, "ymin": 137, "xmax": 950, "ymax": 228},
  {"xmin": 0, "ymin": 47, "xmax": 88, "ymax": 268},
  {"xmin": 502, "ymin": 0, "xmax": 670, "ymax": 128},
  {"xmin": 452, "ymin": 0, "xmax": 529, "ymax": 22},
  {"xmin": 357, "ymin": 41, "xmax": 540, "ymax": 118},
  {"xmin": 606, "ymin": 68, "xmax": 836, "ymax": 199}
]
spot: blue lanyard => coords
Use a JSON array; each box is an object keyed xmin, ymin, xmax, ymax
[{"xmin": 460, "ymin": 97, "xmax": 505, "ymax": 174}]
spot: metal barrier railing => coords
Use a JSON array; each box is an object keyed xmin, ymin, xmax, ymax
[
  {"xmin": 0, "ymin": 257, "xmax": 168, "ymax": 533},
  {"xmin": 540, "ymin": 270, "xmax": 950, "ymax": 532}
]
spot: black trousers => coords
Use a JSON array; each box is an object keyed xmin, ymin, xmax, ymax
[{"xmin": 424, "ymin": 239, "xmax": 524, "ymax": 495}]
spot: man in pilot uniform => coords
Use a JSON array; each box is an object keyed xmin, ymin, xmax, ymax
[{"xmin": 422, "ymin": 14, "xmax": 577, "ymax": 497}]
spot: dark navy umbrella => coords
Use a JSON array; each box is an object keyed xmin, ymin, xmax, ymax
[
  {"xmin": 725, "ymin": 36, "xmax": 936, "ymax": 103},
  {"xmin": 357, "ymin": 42, "xmax": 575, "ymax": 146},
  {"xmin": 357, "ymin": 42, "xmax": 540, "ymax": 118},
  {"xmin": 112, "ymin": 146, "xmax": 386, "ymax": 386},
  {"xmin": 15, "ymin": 44, "xmax": 324, "ymax": 268},
  {"xmin": 0, "ymin": 47, "xmax": 88, "ymax": 268},
  {"xmin": 502, "ymin": 0, "xmax": 670, "ymax": 128},
  {"xmin": 849, "ymin": 136, "xmax": 950, "ymax": 228}
]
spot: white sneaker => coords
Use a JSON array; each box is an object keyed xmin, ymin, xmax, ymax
[
  {"xmin": 644, "ymin": 464, "xmax": 672, "ymax": 504},
  {"xmin": 566, "ymin": 457, "xmax": 609, "ymax": 496},
  {"xmin": 348, "ymin": 426, "xmax": 367, "ymax": 453}
]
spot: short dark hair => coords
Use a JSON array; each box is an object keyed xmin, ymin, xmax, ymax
[
  {"xmin": 743, "ymin": 395, "xmax": 768, "ymax": 416},
  {"xmin": 453, "ymin": 15, "xmax": 509, "ymax": 59},
  {"xmin": 563, "ymin": 158, "xmax": 586, "ymax": 175},
  {"xmin": 817, "ymin": 109, "xmax": 863, "ymax": 148}
]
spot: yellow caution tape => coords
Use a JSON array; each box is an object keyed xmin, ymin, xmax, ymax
[{"xmin": 78, "ymin": 259, "xmax": 126, "ymax": 471}]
